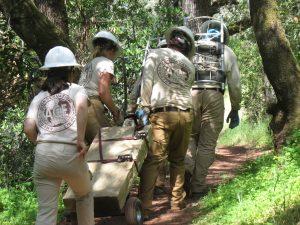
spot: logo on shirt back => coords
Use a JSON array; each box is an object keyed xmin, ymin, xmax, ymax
[
  {"xmin": 37, "ymin": 93, "xmax": 76, "ymax": 132},
  {"xmin": 157, "ymin": 57, "xmax": 192, "ymax": 89}
]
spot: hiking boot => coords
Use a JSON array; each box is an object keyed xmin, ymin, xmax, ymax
[
  {"xmin": 169, "ymin": 200, "xmax": 187, "ymax": 212},
  {"xmin": 183, "ymin": 171, "xmax": 192, "ymax": 198},
  {"xmin": 142, "ymin": 208, "xmax": 152, "ymax": 221},
  {"xmin": 154, "ymin": 186, "xmax": 167, "ymax": 195},
  {"xmin": 191, "ymin": 190, "xmax": 208, "ymax": 201}
]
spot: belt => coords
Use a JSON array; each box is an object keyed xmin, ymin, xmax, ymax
[
  {"xmin": 192, "ymin": 87, "xmax": 224, "ymax": 94},
  {"xmin": 89, "ymin": 95, "xmax": 101, "ymax": 100},
  {"xmin": 152, "ymin": 106, "xmax": 191, "ymax": 113}
]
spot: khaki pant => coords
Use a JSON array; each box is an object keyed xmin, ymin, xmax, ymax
[
  {"xmin": 85, "ymin": 98, "xmax": 111, "ymax": 145},
  {"xmin": 155, "ymin": 161, "xmax": 167, "ymax": 187},
  {"xmin": 139, "ymin": 111, "xmax": 193, "ymax": 210},
  {"xmin": 33, "ymin": 143, "xmax": 94, "ymax": 225},
  {"xmin": 185, "ymin": 90, "xmax": 224, "ymax": 193}
]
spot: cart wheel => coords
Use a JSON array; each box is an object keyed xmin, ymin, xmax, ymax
[{"xmin": 125, "ymin": 197, "xmax": 143, "ymax": 225}]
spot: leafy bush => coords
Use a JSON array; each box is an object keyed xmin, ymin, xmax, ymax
[
  {"xmin": 194, "ymin": 129, "xmax": 300, "ymax": 225},
  {"xmin": 0, "ymin": 107, "xmax": 34, "ymax": 188},
  {"xmin": 0, "ymin": 183, "xmax": 37, "ymax": 225}
]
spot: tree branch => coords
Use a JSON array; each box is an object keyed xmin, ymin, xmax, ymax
[{"xmin": 0, "ymin": 0, "xmax": 69, "ymax": 61}]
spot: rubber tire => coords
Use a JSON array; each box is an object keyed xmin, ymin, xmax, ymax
[{"xmin": 124, "ymin": 197, "xmax": 144, "ymax": 225}]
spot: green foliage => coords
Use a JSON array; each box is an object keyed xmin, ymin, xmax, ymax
[
  {"xmin": 278, "ymin": 0, "xmax": 300, "ymax": 62},
  {"xmin": 0, "ymin": 182, "xmax": 66, "ymax": 224},
  {"xmin": 0, "ymin": 107, "xmax": 34, "ymax": 188},
  {"xmin": 67, "ymin": 1, "xmax": 184, "ymax": 110},
  {"xmin": 0, "ymin": 15, "xmax": 41, "ymax": 114},
  {"xmin": 230, "ymin": 32, "xmax": 272, "ymax": 121},
  {"xmin": 193, "ymin": 129, "xmax": 300, "ymax": 225},
  {"xmin": 218, "ymin": 118, "xmax": 273, "ymax": 148},
  {"xmin": 0, "ymin": 183, "xmax": 37, "ymax": 225}
]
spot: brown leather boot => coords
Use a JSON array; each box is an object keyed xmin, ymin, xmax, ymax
[{"xmin": 183, "ymin": 171, "xmax": 192, "ymax": 198}]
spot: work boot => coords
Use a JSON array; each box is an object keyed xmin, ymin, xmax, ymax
[
  {"xmin": 169, "ymin": 200, "xmax": 187, "ymax": 213},
  {"xmin": 191, "ymin": 189, "xmax": 209, "ymax": 201},
  {"xmin": 183, "ymin": 171, "xmax": 192, "ymax": 198},
  {"xmin": 154, "ymin": 186, "xmax": 167, "ymax": 195}
]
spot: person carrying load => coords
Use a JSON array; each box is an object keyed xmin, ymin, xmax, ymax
[
  {"xmin": 138, "ymin": 26, "xmax": 195, "ymax": 219},
  {"xmin": 184, "ymin": 17, "xmax": 242, "ymax": 199}
]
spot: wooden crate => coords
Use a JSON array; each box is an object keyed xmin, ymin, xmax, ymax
[{"xmin": 63, "ymin": 125, "xmax": 150, "ymax": 216}]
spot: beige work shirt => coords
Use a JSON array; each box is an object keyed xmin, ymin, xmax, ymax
[
  {"xmin": 141, "ymin": 48, "xmax": 195, "ymax": 112},
  {"xmin": 79, "ymin": 56, "xmax": 114, "ymax": 97},
  {"xmin": 26, "ymin": 84, "xmax": 88, "ymax": 144}
]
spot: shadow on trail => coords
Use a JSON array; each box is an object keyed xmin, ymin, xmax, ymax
[{"xmin": 60, "ymin": 146, "xmax": 271, "ymax": 225}]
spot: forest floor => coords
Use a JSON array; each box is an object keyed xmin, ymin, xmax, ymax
[
  {"xmin": 92, "ymin": 145, "xmax": 271, "ymax": 225},
  {"xmin": 61, "ymin": 145, "xmax": 270, "ymax": 225}
]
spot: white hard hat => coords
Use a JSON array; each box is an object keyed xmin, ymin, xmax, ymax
[
  {"xmin": 90, "ymin": 31, "xmax": 122, "ymax": 57},
  {"xmin": 40, "ymin": 46, "xmax": 81, "ymax": 70},
  {"xmin": 165, "ymin": 26, "xmax": 196, "ymax": 59}
]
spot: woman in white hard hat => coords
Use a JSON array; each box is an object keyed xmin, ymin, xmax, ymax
[
  {"xmin": 24, "ymin": 46, "xmax": 94, "ymax": 225},
  {"xmin": 79, "ymin": 31, "xmax": 124, "ymax": 145}
]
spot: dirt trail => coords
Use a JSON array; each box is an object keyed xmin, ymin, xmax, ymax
[{"xmin": 62, "ymin": 146, "xmax": 270, "ymax": 225}]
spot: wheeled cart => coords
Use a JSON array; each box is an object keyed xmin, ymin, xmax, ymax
[{"xmin": 63, "ymin": 125, "xmax": 151, "ymax": 225}]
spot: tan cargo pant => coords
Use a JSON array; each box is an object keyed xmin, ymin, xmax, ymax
[
  {"xmin": 185, "ymin": 89, "xmax": 224, "ymax": 193},
  {"xmin": 85, "ymin": 97, "xmax": 111, "ymax": 145},
  {"xmin": 139, "ymin": 111, "xmax": 193, "ymax": 211},
  {"xmin": 33, "ymin": 143, "xmax": 94, "ymax": 225}
]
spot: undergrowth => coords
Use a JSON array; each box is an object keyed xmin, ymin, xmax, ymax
[
  {"xmin": 193, "ymin": 129, "xmax": 300, "ymax": 225},
  {"xmin": 218, "ymin": 118, "xmax": 273, "ymax": 148},
  {"xmin": 0, "ymin": 183, "xmax": 66, "ymax": 225}
]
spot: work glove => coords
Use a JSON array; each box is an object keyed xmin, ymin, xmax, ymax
[
  {"xmin": 113, "ymin": 109, "xmax": 124, "ymax": 126},
  {"xmin": 135, "ymin": 109, "xmax": 149, "ymax": 126},
  {"xmin": 226, "ymin": 109, "xmax": 239, "ymax": 129}
]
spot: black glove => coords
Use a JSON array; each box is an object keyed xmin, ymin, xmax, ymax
[{"xmin": 226, "ymin": 110, "xmax": 239, "ymax": 129}]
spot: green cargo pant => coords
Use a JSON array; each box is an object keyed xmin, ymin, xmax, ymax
[
  {"xmin": 185, "ymin": 89, "xmax": 224, "ymax": 193},
  {"xmin": 85, "ymin": 97, "xmax": 111, "ymax": 145},
  {"xmin": 33, "ymin": 143, "xmax": 94, "ymax": 225},
  {"xmin": 139, "ymin": 110, "xmax": 193, "ymax": 211}
]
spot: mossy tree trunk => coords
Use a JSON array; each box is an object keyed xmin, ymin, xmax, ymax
[
  {"xmin": 249, "ymin": 0, "xmax": 300, "ymax": 149},
  {"xmin": 34, "ymin": 0, "xmax": 69, "ymax": 38},
  {"xmin": 0, "ymin": 0, "xmax": 70, "ymax": 61}
]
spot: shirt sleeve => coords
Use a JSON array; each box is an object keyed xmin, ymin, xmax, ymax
[
  {"xmin": 141, "ymin": 52, "xmax": 155, "ymax": 113},
  {"xmin": 95, "ymin": 58, "xmax": 114, "ymax": 78},
  {"xmin": 225, "ymin": 46, "xmax": 242, "ymax": 111},
  {"xmin": 25, "ymin": 95, "xmax": 39, "ymax": 121}
]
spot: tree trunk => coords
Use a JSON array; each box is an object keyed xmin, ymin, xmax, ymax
[
  {"xmin": 34, "ymin": 0, "xmax": 69, "ymax": 37},
  {"xmin": 196, "ymin": 0, "xmax": 210, "ymax": 16},
  {"xmin": 249, "ymin": 0, "xmax": 300, "ymax": 149},
  {"xmin": 0, "ymin": 0, "xmax": 70, "ymax": 61}
]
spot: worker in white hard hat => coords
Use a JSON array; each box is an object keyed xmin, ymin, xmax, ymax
[
  {"xmin": 79, "ymin": 31, "xmax": 124, "ymax": 145},
  {"xmin": 138, "ymin": 26, "xmax": 195, "ymax": 219},
  {"xmin": 24, "ymin": 46, "xmax": 94, "ymax": 225},
  {"xmin": 184, "ymin": 19, "xmax": 241, "ymax": 200}
]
